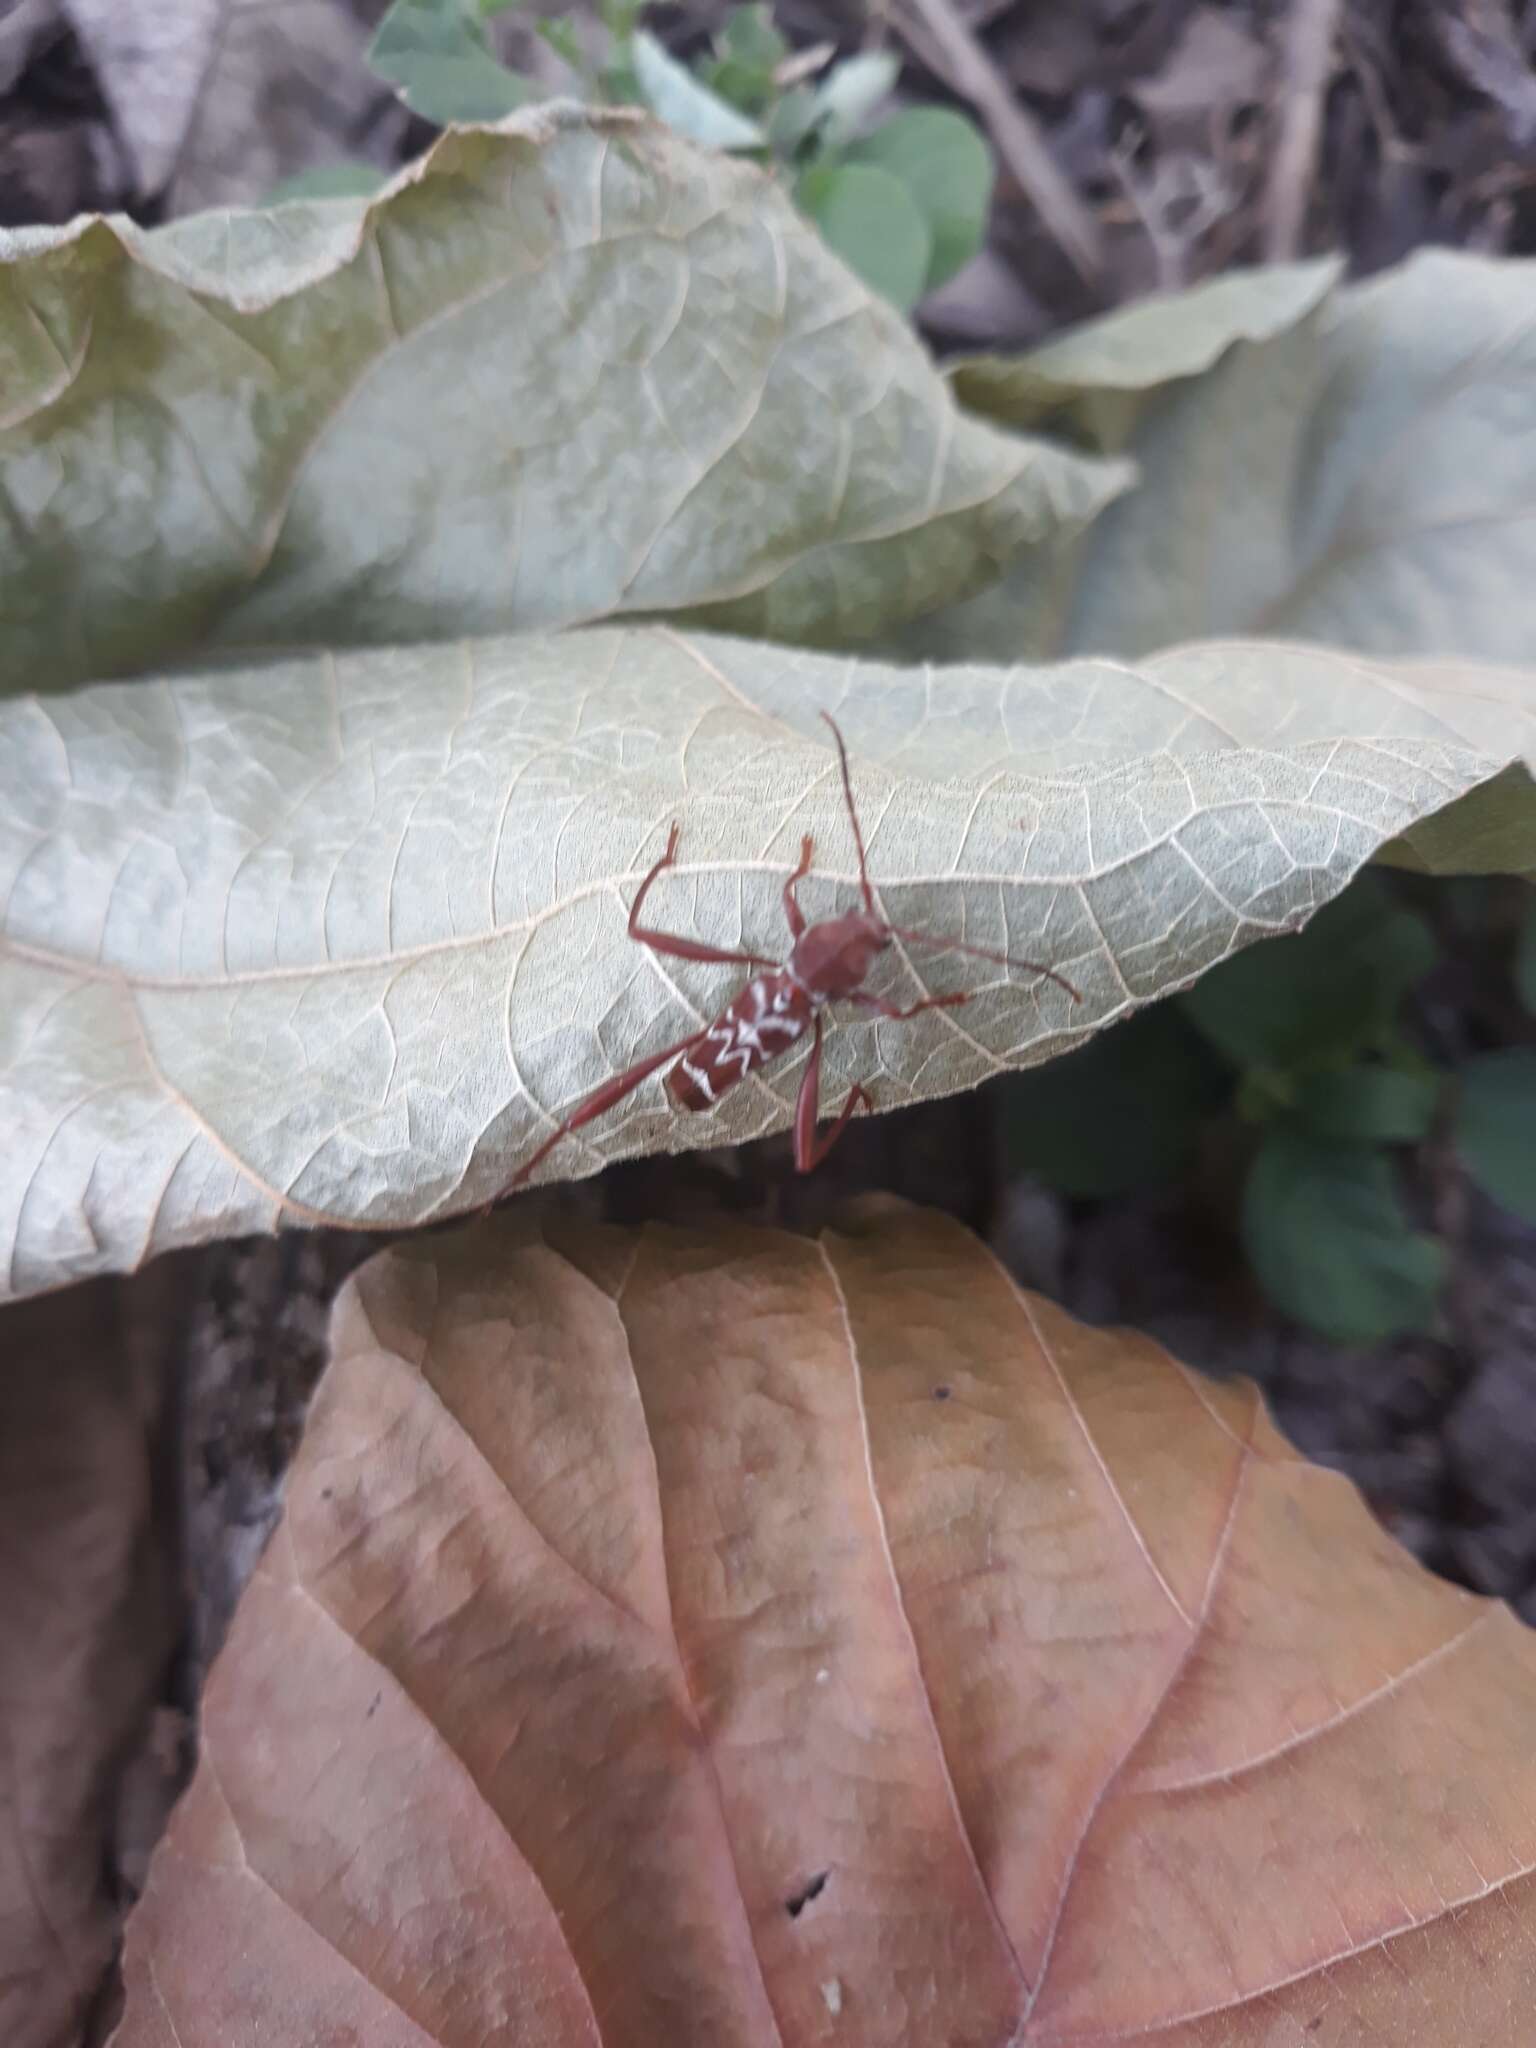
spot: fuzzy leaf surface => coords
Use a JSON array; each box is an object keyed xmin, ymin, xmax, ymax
[
  {"xmin": 926, "ymin": 251, "xmax": 1536, "ymax": 672},
  {"xmin": 3, "ymin": 626, "xmax": 1534, "ymax": 1304},
  {"xmin": 949, "ymin": 256, "xmax": 1342, "ymax": 446},
  {"xmin": 0, "ymin": 104, "xmax": 1124, "ymax": 696},
  {"xmin": 112, "ymin": 1205, "xmax": 1536, "ymax": 2046}
]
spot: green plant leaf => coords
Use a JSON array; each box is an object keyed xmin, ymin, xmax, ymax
[
  {"xmin": 1180, "ymin": 875, "xmax": 1439, "ymax": 1074},
  {"xmin": 848, "ymin": 106, "xmax": 993, "ymax": 293},
  {"xmin": 1292, "ymin": 1064, "xmax": 1442, "ymax": 1143},
  {"xmin": 796, "ymin": 161, "xmax": 931, "ymax": 311},
  {"xmin": 1, "ymin": 628, "xmax": 1528, "ymax": 1305},
  {"xmin": 717, "ymin": 3, "xmax": 787, "ymax": 74},
  {"xmin": 1243, "ymin": 1129, "xmax": 1447, "ymax": 1342},
  {"xmin": 924, "ymin": 252, "xmax": 1536, "ymax": 696},
  {"xmin": 1517, "ymin": 893, "xmax": 1536, "ymax": 1014},
  {"xmin": 805, "ymin": 49, "xmax": 900, "ymax": 153},
  {"xmin": 367, "ymin": 0, "xmax": 535, "ymax": 123},
  {"xmin": 265, "ymin": 163, "xmax": 391, "ymax": 205},
  {"xmin": 628, "ymin": 28, "xmax": 766, "ymax": 150},
  {"xmin": 1002, "ymin": 1002, "xmax": 1226, "ymax": 1197},
  {"xmin": 1455, "ymin": 1048, "xmax": 1536, "ymax": 1220},
  {"xmin": 701, "ymin": 3, "xmax": 788, "ymax": 111},
  {"xmin": 533, "ymin": 14, "xmax": 587, "ymax": 75},
  {"xmin": 765, "ymin": 81, "xmax": 819, "ymax": 155},
  {"xmin": 599, "ymin": 55, "xmax": 641, "ymax": 103},
  {"xmin": 700, "ymin": 54, "xmax": 774, "ymax": 113},
  {"xmin": 0, "ymin": 107, "xmax": 1129, "ymax": 696}
]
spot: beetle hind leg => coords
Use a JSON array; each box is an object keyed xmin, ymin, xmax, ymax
[{"xmin": 792, "ymin": 1013, "xmax": 872, "ymax": 1172}]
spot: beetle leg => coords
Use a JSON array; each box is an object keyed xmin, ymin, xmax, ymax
[
  {"xmin": 845, "ymin": 989, "xmax": 971, "ymax": 1021},
  {"xmin": 498, "ymin": 1026, "xmax": 710, "ymax": 1196},
  {"xmin": 781, "ymin": 834, "xmax": 815, "ymax": 939},
  {"xmin": 629, "ymin": 823, "xmax": 776, "ymax": 968},
  {"xmin": 793, "ymin": 1014, "xmax": 873, "ymax": 1173}
]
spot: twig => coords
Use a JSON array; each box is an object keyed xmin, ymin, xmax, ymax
[
  {"xmin": 1109, "ymin": 127, "xmax": 1230, "ymax": 293},
  {"xmin": 1263, "ymin": 0, "xmax": 1344, "ymax": 261},
  {"xmin": 893, "ymin": 0, "xmax": 1102, "ymax": 287}
]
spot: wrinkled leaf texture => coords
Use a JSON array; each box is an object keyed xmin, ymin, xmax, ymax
[
  {"xmin": 0, "ymin": 103, "xmax": 1125, "ymax": 696},
  {"xmin": 113, "ymin": 1205, "xmax": 1536, "ymax": 2046},
  {"xmin": 924, "ymin": 249, "xmax": 1536, "ymax": 675},
  {"xmin": 5, "ymin": 628, "xmax": 1535, "ymax": 1305},
  {"xmin": 8, "ymin": 114, "xmax": 1536, "ymax": 1304}
]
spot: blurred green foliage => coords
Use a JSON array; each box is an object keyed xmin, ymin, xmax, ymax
[
  {"xmin": 1242, "ymin": 1130, "xmax": 1448, "ymax": 1345},
  {"xmin": 1455, "ymin": 1049, "xmax": 1536, "ymax": 1225},
  {"xmin": 1005, "ymin": 873, "xmax": 1536, "ymax": 1346},
  {"xmin": 370, "ymin": 0, "xmax": 538, "ymax": 121},
  {"xmin": 355, "ymin": 0, "xmax": 993, "ymax": 308}
]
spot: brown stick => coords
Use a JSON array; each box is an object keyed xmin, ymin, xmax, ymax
[
  {"xmin": 1263, "ymin": 0, "xmax": 1345, "ymax": 261},
  {"xmin": 893, "ymin": 0, "xmax": 1103, "ymax": 286}
]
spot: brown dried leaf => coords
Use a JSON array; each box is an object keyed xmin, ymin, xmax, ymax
[{"xmin": 114, "ymin": 1206, "xmax": 1536, "ymax": 2046}]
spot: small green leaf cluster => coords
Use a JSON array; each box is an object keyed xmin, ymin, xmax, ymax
[
  {"xmin": 1005, "ymin": 878, "xmax": 1536, "ymax": 1347},
  {"xmin": 341, "ymin": 0, "xmax": 992, "ymax": 310}
]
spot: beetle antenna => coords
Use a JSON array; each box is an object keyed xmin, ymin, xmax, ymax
[
  {"xmin": 885, "ymin": 923, "xmax": 1082, "ymax": 1003},
  {"xmin": 820, "ymin": 712, "xmax": 877, "ymax": 917}
]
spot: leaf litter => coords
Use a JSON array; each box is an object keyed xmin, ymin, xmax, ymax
[
  {"xmin": 6, "ymin": 10, "xmax": 1536, "ymax": 2042},
  {"xmin": 109, "ymin": 1205, "xmax": 1536, "ymax": 2046}
]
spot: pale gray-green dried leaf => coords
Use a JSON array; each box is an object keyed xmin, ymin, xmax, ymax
[
  {"xmin": 0, "ymin": 102, "xmax": 1126, "ymax": 697},
  {"xmin": 949, "ymin": 256, "xmax": 1341, "ymax": 448},
  {"xmin": 2, "ymin": 624, "xmax": 1531, "ymax": 1305},
  {"xmin": 925, "ymin": 249, "xmax": 1536, "ymax": 679}
]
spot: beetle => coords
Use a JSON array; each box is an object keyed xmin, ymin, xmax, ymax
[{"xmin": 505, "ymin": 712, "xmax": 1081, "ymax": 1189}]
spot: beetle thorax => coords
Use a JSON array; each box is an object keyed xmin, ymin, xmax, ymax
[{"xmin": 789, "ymin": 911, "xmax": 890, "ymax": 1003}]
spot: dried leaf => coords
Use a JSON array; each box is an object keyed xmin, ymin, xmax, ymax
[
  {"xmin": 1132, "ymin": 5, "xmax": 1271, "ymax": 142},
  {"xmin": 61, "ymin": 0, "xmax": 228, "ymax": 196},
  {"xmin": 0, "ymin": 103, "xmax": 1125, "ymax": 697},
  {"xmin": 4, "ymin": 625, "xmax": 1532, "ymax": 1304},
  {"xmin": 164, "ymin": 0, "xmax": 394, "ymax": 217},
  {"xmin": 932, "ymin": 250, "xmax": 1536, "ymax": 673},
  {"xmin": 948, "ymin": 256, "xmax": 1341, "ymax": 447},
  {"xmin": 112, "ymin": 1205, "xmax": 1536, "ymax": 2045}
]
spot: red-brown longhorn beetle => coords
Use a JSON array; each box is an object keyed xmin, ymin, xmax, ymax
[{"xmin": 506, "ymin": 713, "xmax": 1081, "ymax": 1189}]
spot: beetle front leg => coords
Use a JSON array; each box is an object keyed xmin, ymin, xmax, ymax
[
  {"xmin": 845, "ymin": 989, "xmax": 971, "ymax": 1021},
  {"xmin": 792, "ymin": 1013, "xmax": 873, "ymax": 1173},
  {"xmin": 629, "ymin": 824, "xmax": 776, "ymax": 969},
  {"xmin": 781, "ymin": 834, "xmax": 814, "ymax": 939}
]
